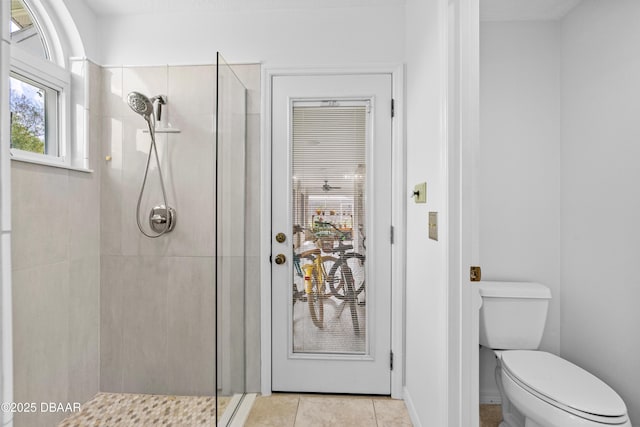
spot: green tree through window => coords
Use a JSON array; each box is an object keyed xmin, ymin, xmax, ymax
[{"xmin": 9, "ymin": 77, "xmax": 46, "ymax": 154}]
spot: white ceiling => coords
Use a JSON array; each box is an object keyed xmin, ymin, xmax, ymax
[
  {"xmin": 83, "ymin": 0, "xmax": 581, "ymax": 19},
  {"xmin": 480, "ymin": 0, "xmax": 583, "ymax": 21},
  {"xmin": 83, "ymin": 0, "xmax": 405, "ymax": 16}
]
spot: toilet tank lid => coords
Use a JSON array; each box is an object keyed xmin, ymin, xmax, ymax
[
  {"xmin": 502, "ymin": 351, "xmax": 627, "ymax": 417},
  {"xmin": 477, "ymin": 281, "xmax": 551, "ymax": 299}
]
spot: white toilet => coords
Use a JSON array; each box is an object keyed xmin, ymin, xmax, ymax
[{"xmin": 478, "ymin": 281, "xmax": 631, "ymax": 427}]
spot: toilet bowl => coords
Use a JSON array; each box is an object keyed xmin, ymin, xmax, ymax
[
  {"xmin": 478, "ymin": 281, "xmax": 631, "ymax": 427},
  {"xmin": 496, "ymin": 350, "xmax": 630, "ymax": 427}
]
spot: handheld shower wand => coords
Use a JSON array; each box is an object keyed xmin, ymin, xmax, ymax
[
  {"xmin": 127, "ymin": 92, "xmax": 167, "ymax": 123},
  {"xmin": 126, "ymin": 91, "xmax": 176, "ymax": 238}
]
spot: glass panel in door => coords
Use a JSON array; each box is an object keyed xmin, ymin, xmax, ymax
[{"xmin": 291, "ymin": 101, "xmax": 368, "ymax": 355}]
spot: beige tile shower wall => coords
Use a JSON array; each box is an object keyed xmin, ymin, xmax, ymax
[
  {"xmin": 101, "ymin": 65, "xmax": 216, "ymax": 259},
  {"xmin": 11, "ymin": 61, "xmax": 102, "ymax": 427},
  {"xmin": 99, "ymin": 63, "xmax": 261, "ymax": 395}
]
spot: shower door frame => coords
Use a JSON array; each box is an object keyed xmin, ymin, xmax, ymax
[{"xmin": 261, "ymin": 65, "xmax": 406, "ymax": 399}]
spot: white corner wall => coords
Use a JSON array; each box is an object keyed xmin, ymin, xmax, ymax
[
  {"xmin": 479, "ymin": 21, "xmax": 562, "ymax": 403},
  {"xmin": 561, "ymin": 0, "xmax": 640, "ymax": 423},
  {"xmin": 94, "ymin": 5, "xmax": 405, "ymax": 66},
  {"xmin": 62, "ymin": 0, "xmax": 100, "ymax": 61},
  {"xmin": 404, "ymin": 0, "xmax": 448, "ymax": 425}
]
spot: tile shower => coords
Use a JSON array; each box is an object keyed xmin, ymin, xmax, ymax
[
  {"xmin": 99, "ymin": 64, "xmax": 220, "ymax": 396},
  {"xmin": 10, "ymin": 58, "xmax": 261, "ymax": 426},
  {"xmin": 98, "ymin": 58, "xmax": 261, "ymax": 416}
]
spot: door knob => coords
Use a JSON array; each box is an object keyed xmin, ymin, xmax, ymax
[{"xmin": 274, "ymin": 254, "xmax": 286, "ymax": 265}]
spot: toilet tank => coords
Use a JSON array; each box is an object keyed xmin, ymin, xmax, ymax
[{"xmin": 478, "ymin": 281, "xmax": 551, "ymax": 350}]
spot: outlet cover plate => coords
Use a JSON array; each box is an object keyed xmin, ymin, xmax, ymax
[{"xmin": 429, "ymin": 211, "xmax": 438, "ymax": 241}]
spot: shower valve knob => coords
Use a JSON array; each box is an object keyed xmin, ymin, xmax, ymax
[
  {"xmin": 151, "ymin": 214, "xmax": 166, "ymax": 224},
  {"xmin": 149, "ymin": 205, "xmax": 176, "ymax": 233}
]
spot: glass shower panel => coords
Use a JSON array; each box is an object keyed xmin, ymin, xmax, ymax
[{"xmin": 215, "ymin": 52, "xmax": 247, "ymax": 423}]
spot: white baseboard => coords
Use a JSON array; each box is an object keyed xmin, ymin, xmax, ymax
[
  {"xmin": 403, "ymin": 387, "xmax": 423, "ymax": 427},
  {"xmin": 479, "ymin": 391, "xmax": 502, "ymax": 405}
]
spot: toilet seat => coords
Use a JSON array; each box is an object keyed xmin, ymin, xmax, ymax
[{"xmin": 501, "ymin": 351, "xmax": 628, "ymax": 425}]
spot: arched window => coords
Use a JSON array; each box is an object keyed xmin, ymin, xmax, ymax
[
  {"xmin": 10, "ymin": 0, "xmax": 48, "ymax": 60},
  {"xmin": 8, "ymin": 0, "xmax": 87, "ymax": 170}
]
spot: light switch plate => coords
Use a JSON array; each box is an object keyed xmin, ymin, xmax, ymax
[
  {"xmin": 414, "ymin": 182, "xmax": 427, "ymax": 204},
  {"xmin": 429, "ymin": 212, "xmax": 438, "ymax": 241}
]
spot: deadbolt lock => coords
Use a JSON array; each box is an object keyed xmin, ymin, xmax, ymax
[
  {"xmin": 274, "ymin": 254, "xmax": 286, "ymax": 265},
  {"xmin": 275, "ymin": 232, "xmax": 287, "ymax": 243}
]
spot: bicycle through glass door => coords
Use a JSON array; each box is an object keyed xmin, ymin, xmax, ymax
[{"xmin": 291, "ymin": 100, "xmax": 368, "ymax": 355}]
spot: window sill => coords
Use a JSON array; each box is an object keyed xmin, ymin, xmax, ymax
[{"xmin": 10, "ymin": 156, "xmax": 94, "ymax": 173}]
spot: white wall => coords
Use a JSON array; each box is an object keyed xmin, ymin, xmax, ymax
[
  {"xmin": 62, "ymin": 0, "xmax": 100, "ymax": 61},
  {"xmin": 561, "ymin": 0, "xmax": 640, "ymax": 422},
  {"xmin": 404, "ymin": 0, "xmax": 448, "ymax": 425},
  {"xmin": 479, "ymin": 21, "xmax": 562, "ymax": 402},
  {"xmin": 94, "ymin": 5, "xmax": 405, "ymax": 66}
]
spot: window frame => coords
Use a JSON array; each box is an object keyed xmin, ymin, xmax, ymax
[
  {"xmin": 9, "ymin": 71, "xmax": 59, "ymax": 158},
  {"xmin": 9, "ymin": 72, "xmax": 56, "ymax": 156},
  {"xmin": 7, "ymin": 0, "xmax": 89, "ymax": 171},
  {"xmin": 10, "ymin": 47, "xmax": 70, "ymax": 167}
]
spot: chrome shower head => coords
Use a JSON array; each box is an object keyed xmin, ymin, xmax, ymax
[{"xmin": 127, "ymin": 91, "xmax": 154, "ymax": 120}]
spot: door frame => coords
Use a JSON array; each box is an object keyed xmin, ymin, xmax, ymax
[
  {"xmin": 260, "ymin": 65, "xmax": 405, "ymax": 398},
  {"xmin": 447, "ymin": 0, "xmax": 480, "ymax": 425}
]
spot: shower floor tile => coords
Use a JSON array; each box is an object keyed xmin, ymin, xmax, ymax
[{"xmin": 58, "ymin": 392, "xmax": 230, "ymax": 426}]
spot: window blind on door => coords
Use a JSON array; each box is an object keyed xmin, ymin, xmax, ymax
[{"xmin": 291, "ymin": 102, "xmax": 369, "ymax": 355}]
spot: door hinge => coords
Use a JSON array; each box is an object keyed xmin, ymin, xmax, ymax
[
  {"xmin": 390, "ymin": 350, "xmax": 394, "ymax": 371},
  {"xmin": 391, "ymin": 98, "xmax": 395, "ymax": 118},
  {"xmin": 390, "ymin": 225, "xmax": 394, "ymax": 244}
]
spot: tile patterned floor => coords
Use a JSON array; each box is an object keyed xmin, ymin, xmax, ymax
[
  {"xmin": 244, "ymin": 394, "xmax": 413, "ymax": 427},
  {"xmin": 480, "ymin": 404, "xmax": 502, "ymax": 427},
  {"xmin": 57, "ymin": 392, "xmax": 498, "ymax": 426},
  {"xmin": 57, "ymin": 393, "xmax": 230, "ymax": 426}
]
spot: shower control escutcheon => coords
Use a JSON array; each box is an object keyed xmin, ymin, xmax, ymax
[{"xmin": 149, "ymin": 205, "xmax": 177, "ymax": 233}]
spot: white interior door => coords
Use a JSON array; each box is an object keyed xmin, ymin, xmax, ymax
[{"xmin": 271, "ymin": 74, "xmax": 392, "ymax": 394}]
